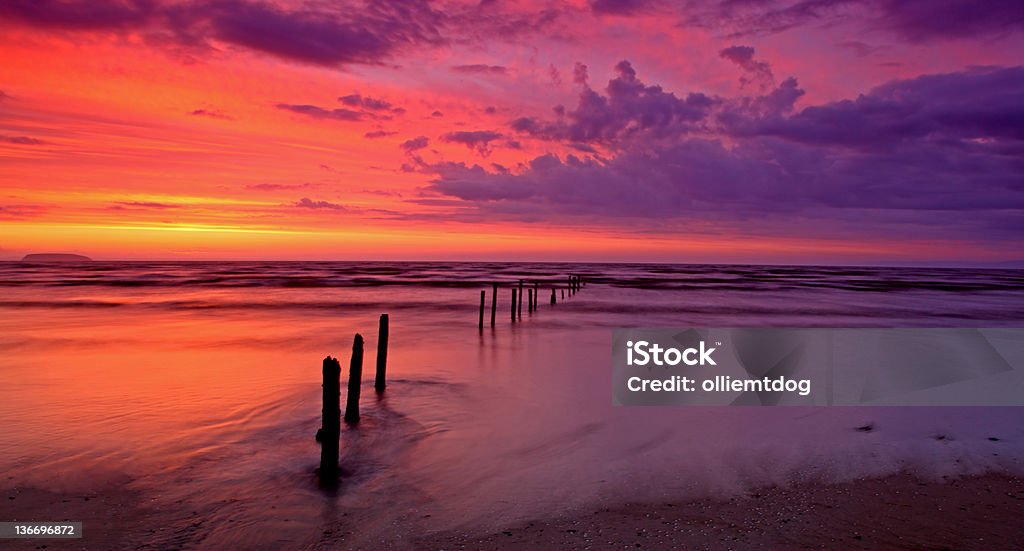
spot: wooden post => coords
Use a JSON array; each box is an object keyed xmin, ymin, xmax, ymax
[
  {"xmin": 478, "ymin": 290, "xmax": 485, "ymax": 330},
  {"xmin": 511, "ymin": 288, "xmax": 517, "ymax": 322},
  {"xmin": 550, "ymin": 288, "xmax": 556, "ymax": 305},
  {"xmin": 568, "ymin": 275, "xmax": 573, "ymax": 295},
  {"xmin": 375, "ymin": 314, "xmax": 388, "ymax": 393},
  {"xmin": 528, "ymin": 289, "xmax": 533, "ymax": 313},
  {"xmin": 319, "ymin": 356, "xmax": 341, "ymax": 479},
  {"xmin": 518, "ymin": 279, "xmax": 523, "ymax": 319},
  {"xmin": 533, "ymin": 282, "xmax": 538, "ymax": 309},
  {"xmin": 344, "ymin": 334, "xmax": 363, "ymax": 424},
  {"xmin": 490, "ymin": 283, "xmax": 497, "ymax": 327},
  {"xmin": 561, "ymin": 288, "xmax": 565, "ymax": 300}
]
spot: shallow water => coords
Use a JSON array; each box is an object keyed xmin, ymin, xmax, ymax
[{"xmin": 1, "ymin": 262, "xmax": 1023, "ymax": 548}]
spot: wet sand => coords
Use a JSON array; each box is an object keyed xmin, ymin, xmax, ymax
[
  {"xmin": 3, "ymin": 472, "xmax": 1023, "ymax": 549},
  {"xmin": 2, "ymin": 484, "xmax": 146, "ymax": 550},
  {"xmin": 416, "ymin": 473, "xmax": 1024, "ymax": 550}
]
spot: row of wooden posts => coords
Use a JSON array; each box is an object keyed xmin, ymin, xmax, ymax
[
  {"xmin": 318, "ymin": 273, "xmax": 586, "ymax": 482},
  {"xmin": 317, "ymin": 313, "xmax": 389, "ymax": 480},
  {"xmin": 478, "ymin": 273, "xmax": 586, "ymax": 330}
]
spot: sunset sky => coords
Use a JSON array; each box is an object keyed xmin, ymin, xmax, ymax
[{"xmin": 1, "ymin": 0, "xmax": 1022, "ymax": 263}]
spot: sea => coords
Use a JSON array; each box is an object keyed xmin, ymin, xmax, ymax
[{"xmin": 1, "ymin": 261, "xmax": 1023, "ymax": 548}]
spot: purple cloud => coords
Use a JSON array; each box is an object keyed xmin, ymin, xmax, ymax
[
  {"xmin": 441, "ymin": 130, "xmax": 504, "ymax": 156},
  {"xmin": 719, "ymin": 45, "xmax": 775, "ymax": 89},
  {"xmin": 0, "ymin": 0, "xmax": 153, "ymax": 30},
  {"xmin": 189, "ymin": 108, "xmax": 233, "ymax": 120},
  {"xmin": 294, "ymin": 197, "xmax": 346, "ymax": 210},
  {"xmin": 0, "ymin": 0, "xmax": 444, "ymax": 66},
  {"xmin": 0, "ymin": 204, "xmax": 46, "ymax": 219},
  {"xmin": 510, "ymin": 60, "xmax": 716, "ymax": 147},
  {"xmin": 246, "ymin": 183, "xmax": 316, "ymax": 191},
  {"xmin": 365, "ymin": 130, "xmax": 397, "ymax": 139},
  {"xmin": 451, "ymin": 64, "xmax": 509, "ymax": 75},
  {"xmin": 683, "ymin": 0, "xmax": 1024, "ymax": 42},
  {"xmin": 339, "ymin": 93, "xmax": 397, "ymax": 111},
  {"xmin": 0, "ymin": 0, "xmax": 566, "ymax": 68},
  {"xmin": 112, "ymin": 201, "xmax": 180, "ymax": 209},
  {"xmin": 878, "ymin": 0, "xmax": 1024, "ymax": 41},
  {"xmin": 400, "ymin": 136, "xmax": 429, "ymax": 152},
  {"xmin": 731, "ymin": 66, "xmax": 1024, "ymax": 147},
  {"xmin": 276, "ymin": 103, "xmax": 363, "ymax": 121},
  {"xmin": 590, "ymin": 0, "xmax": 653, "ymax": 16},
  {"xmin": 423, "ymin": 63, "xmax": 1024, "ymax": 245},
  {"xmin": 0, "ymin": 135, "xmax": 46, "ymax": 145},
  {"xmin": 205, "ymin": 0, "xmax": 444, "ymax": 66},
  {"xmin": 573, "ymin": 62, "xmax": 589, "ymax": 85}
]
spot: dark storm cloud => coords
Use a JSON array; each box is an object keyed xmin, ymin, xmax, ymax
[
  {"xmin": 681, "ymin": 0, "xmax": 1024, "ymax": 41},
  {"xmin": 0, "ymin": 0, "xmax": 155, "ymax": 30},
  {"xmin": 509, "ymin": 60, "xmax": 716, "ymax": 146},
  {"xmin": 0, "ymin": 0, "xmax": 571, "ymax": 67},
  {"xmin": 0, "ymin": 0, "xmax": 442, "ymax": 66},
  {"xmin": 425, "ymin": 62, "xmax": 1024, "ymax": 241}
]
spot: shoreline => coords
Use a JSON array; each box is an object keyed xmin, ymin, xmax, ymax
[
  {"xmin": 415, "ymin": 472, "xmax": 1024, "ymax": 550},
  {"xmin": 4, "ymin": 469, "xmax": 1024, "ymax": 549}
]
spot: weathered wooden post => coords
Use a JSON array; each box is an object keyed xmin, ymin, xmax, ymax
[
  {"xmin": 375, "ymin": 314, "xmax": 388, "ymax": 393},
  {"xmin": 344, "ymin": 334, "xmax": 364, "ymax": 424},
  {"xmin": 490, "ymin": 283, "xmax": 497, "ymax": 327},
  {"xmin": 550, "ymin": 288, "xmax": 556, "ymax": 305},
  {"xmin": 528, "ymin": 289, "xmax": 533, "ymax": 313},
  {"xmin": 518, "ymin": 279, "xmax": 523, "ymax": 319},
  {"xmin": 511, "ymin": 288, "xmax": 517, "ymax": 322},
  {"xmin": 319, "ymin": 356, "xmax": 341, "ymax": 479},
  {"xmin": 478, "ymin": 290, "xmax": 485, "ymax": 330}
]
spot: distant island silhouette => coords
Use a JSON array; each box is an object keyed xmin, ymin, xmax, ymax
[{"xmin": 22, "ymin": 253, "xmax": 93, "ymax": 262}]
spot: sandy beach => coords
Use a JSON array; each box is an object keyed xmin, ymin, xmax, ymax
[
  {"xmin": 5, "ymin": 472, "xmax": 1022, "ymax": 549},
  {"xmin": 416, "ymin": 473, "xmax": 1024, "ymax": 550}
]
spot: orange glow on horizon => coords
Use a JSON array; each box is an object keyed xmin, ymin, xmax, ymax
[{"xmin": 2, "ymin": 9, "xmax": 1021, "ymax": 265}]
